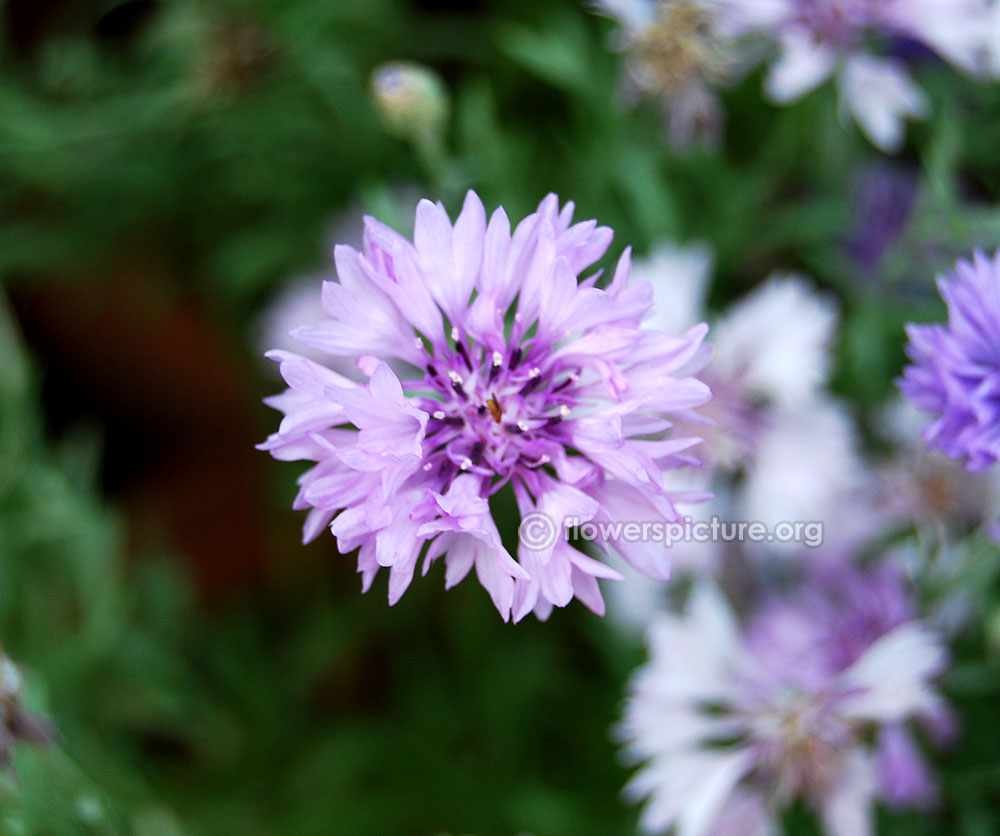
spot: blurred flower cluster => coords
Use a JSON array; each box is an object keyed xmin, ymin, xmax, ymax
[
  {"xmin": 595, "ymin": 0, "xmax": 999, "ymax": 150},
  {"xmin": 610, "ymin": 243, "xmax": 1000, "ymax": 834}
]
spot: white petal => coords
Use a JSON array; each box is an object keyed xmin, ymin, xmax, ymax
[
  {"xmin": 887, "ymin": 0, "xmax": 992, "ymax": 73},
  {"xmin": 592, "ymin": 0, "xmax": 656, "ymax": 31},
  {"xmin": 632, "ymin": 241, "xmax": 714, "ymax": 337},
  {"xmin": 839, "ymin": 55, "xmax": 927, "ymax": 153},
  {"xmin": 819, "ymin": 750, "xmax": 877, "ymax": 836},
  {"xmin": 677, "ymin": 750, "xmax": 754, "ymax": 836},
  {"xmin": 711, "ymin": 273, "xmax": 838, "ymax": 406},
  {"xmin": 839, "ymin": 623, "xmax": 947, "ymax": 723},
  {"xmin": 765, "ymin": 31, "xmax": 837, "ymax": 102}
]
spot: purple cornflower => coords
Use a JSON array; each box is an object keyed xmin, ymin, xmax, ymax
[
  {"xmin": 618, "ymin": 564, "xmax": 950, "ymax": 836},
  {"xmin": 260, "ymin": 192, "xmax": 712, "ymax": 621},
  {"xmin": 900, "ymin": 249, "xmax": 1000, "ymax": 472}
]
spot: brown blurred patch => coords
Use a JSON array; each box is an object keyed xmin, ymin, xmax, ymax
[{"xmin": 11, "ymin": 256, "xmax": 268, "ymax": 601}]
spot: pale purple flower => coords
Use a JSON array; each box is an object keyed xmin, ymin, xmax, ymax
[
  {"xmin": 260, "ymin": 192, "xmax": 712, "ymax": 621},
  {"xmin": 900, "ymin": 249, "xmax": 1000, "ymax": 472},
  {"xmin": 720, "ymin": 0, "xmax": 992, "ymax": 150},
  {"xmin": 618, "ymin": 565, "xmax": 949, "ymax": 836}
]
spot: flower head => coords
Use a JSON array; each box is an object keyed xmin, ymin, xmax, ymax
[
  {"xmin": 721, "ymin": 0, "xmax": 992, "ymax": 150},
  {"xmin": 619, "ymin": 566, "xmax": 949, "ymax": 835},
  {"xmin": 593, "ymin": 0, "xmax": 739, "ymax": 148},
  {"xmin": 260, "ymin": 192, "xmax": 712, "ymax": 621},
  {"xmin": 900, "ymin": 249, "xmax": 1000, "ymax": 472}
]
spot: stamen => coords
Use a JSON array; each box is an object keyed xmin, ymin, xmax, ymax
[
  {"xmin": 450, "ymin": 326, "xmax": 460, "ymax": 342},
  {"xmin": 432, "ymin": 410, "xmax": 446, "ymax": 420},
  {"xmin": 460, "ymin": 457, "xmax": 473, "ymax": 471},
  {"xmin": 519, "ymin": 377, "xmax": 542, "ymax": 396},
  {"xmin": 492, "ymin": 351, "xmax": 503, "ymax": 367},
  {"xmin": 455, "ymin": 340, "xmax": 473, "ymax": 370},
  {"xmin": 559, "ymin": 404, "xmax": 570, "ymax": 418},
  {"xmin": 448, "ymin": 369, "xmax": 467, "ymax": 399},
  {"xmin": 553, "ymin": 373, "xmax": 578, "ymax": 393}
]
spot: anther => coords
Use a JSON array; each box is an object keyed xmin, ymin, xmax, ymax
[{"xmin": 455, "ymin": 339, "xmax": 473, "ymax": 370}]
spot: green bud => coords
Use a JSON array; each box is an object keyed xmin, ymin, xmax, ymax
[{"xmin": 370, "ymin": 61, "xmax": 449, "ymax": 144}]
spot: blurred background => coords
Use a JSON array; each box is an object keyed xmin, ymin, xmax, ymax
[{"xmin": 0, "ymin": 0, "xmax": 999, "ymax": 834}]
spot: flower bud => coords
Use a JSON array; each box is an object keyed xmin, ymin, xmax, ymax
[{"xmin": 370, "ymin": 61, "xmax": 449, "ymax": 144}]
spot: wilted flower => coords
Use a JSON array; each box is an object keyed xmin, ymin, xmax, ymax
[
  {"xmin": 900, "ymin": 249, "xmax": 1000, "ymax": 472},
  {"xmin": 0, "ymin": 649, "xmax": 57, "ymax": 772},
  {"xmin": 592, "ymin": 0, "xmax": 739, "ymax": 148},
  {"xmin": 721, "ymin": 0, "xmax": 993, "ymax": 151},
  {"xmin": 619, "ymin": 565, "xmax": 951, "ymax": 836},
  {"xmin": 260, "ymin": 192, "xmax": 712, "ymax": 621}
]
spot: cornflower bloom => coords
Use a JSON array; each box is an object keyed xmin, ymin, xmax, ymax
[
  {"xmin": 619, "ymin": 564, "xmax": 950, "ymax": 836},
  {"xmin": 900, "ymin": 249, "xmax": 1000, "ymax": 472},
  {"xmin": 721, "ymin": 0, "xmax": 992, "ymax": 151},
  {"xmin": 260, "ymin": 193, "xmax": 712, "ymax": 621}
]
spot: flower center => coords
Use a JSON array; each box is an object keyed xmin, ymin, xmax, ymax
[
  {"xmin": 632, "ymin": 1, "xmax": 722, "ymax": 93},
  {"xmin": 408, "ymin": 326, "xmax": 578, "ymax": 492},
  {"xmin": 748, "ymin": 691, "xmax": 854, "ymax": 798}
]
